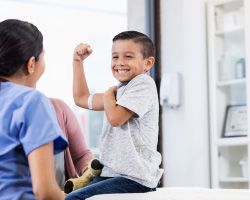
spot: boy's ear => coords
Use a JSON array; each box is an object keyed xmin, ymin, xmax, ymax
[
  {"xmin": 26, "ymin": 56, "xmax": 36, "ymax": 74},
  {"xmin": 144, "ymin": 56, "xmax": 155, "ymax": 72}
]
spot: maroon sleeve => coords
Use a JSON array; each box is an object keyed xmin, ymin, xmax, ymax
[{"xmin": 50, "ymin": 98, "xmax": 93, "ymax": 177}]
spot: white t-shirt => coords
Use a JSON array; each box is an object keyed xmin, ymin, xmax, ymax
[{"xmin": 99, "ymin": 74, "xmax": 163, "ymax": 188}]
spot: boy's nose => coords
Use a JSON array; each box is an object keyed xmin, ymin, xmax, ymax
[{"xmin": 115, "ymin": 59, "xmax": 125, "ymax": 66}]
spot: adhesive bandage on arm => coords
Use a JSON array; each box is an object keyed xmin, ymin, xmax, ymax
[{"xmin": 87, "ymin": 94, "xmax": 94, "ymax": 110}]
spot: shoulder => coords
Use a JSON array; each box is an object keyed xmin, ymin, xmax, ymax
[
  {"xmin": 9, "ymin": 82, "xmax": 47, "ymax": 102},
  {"xmin": 26, "ymin": 90, "xmax": 50, "ymax": 108},
  {"xmin": 1, "ymin": 82, "xmax": 54, "ymax": 116},
  {"xmin": 50, "ymin": 97, "xmax": 67, "ymax": 109},
  {"xmin": 130, "ymin": 74, "xmax": 155, "ymax": 86},
  {"xmin": 125, "ymin": 74, "xmax": 156, "ymax": 92},
  {"xmin": 10, "ymin": 83, "xmax": 49, "ymax": 108},
  {"xmin": 10, "ymin": 85, "xmax": 58, "ymax": 118},
  {"xmin": 49, "ymin": 97, "xmax": 71, "ymax": 114}
]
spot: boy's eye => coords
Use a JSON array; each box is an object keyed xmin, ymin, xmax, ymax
[
  {"xmin": 126, "ymin": 55, "xmax": 133, "ymax": 58},
  {"xmin": 112, "ymin": 56, "xmax": 118, "ymax": 59}
]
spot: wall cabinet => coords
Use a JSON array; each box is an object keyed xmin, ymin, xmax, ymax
[{"xmin": 207, "ymin": 0, "xmax": 250, "ymax": 188}]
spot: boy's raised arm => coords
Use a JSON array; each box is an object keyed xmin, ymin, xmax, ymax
[{"xmin": 73, "ymin": 43, "xmax": 104, "ymax": 111}]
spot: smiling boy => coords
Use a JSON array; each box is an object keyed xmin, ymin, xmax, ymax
[{"xmin": 66, "ymin": 31, "xmax": 163, "ymax": 200}]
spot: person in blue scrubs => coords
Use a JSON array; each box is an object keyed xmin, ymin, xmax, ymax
[{"xmin": 0, "ymin": 19, "xmax": 68, "ymax": 200}]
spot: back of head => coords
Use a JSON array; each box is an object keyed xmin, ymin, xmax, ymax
[
  {"xmin": 112, "ymin": 30, "xmax": 155, "ymax": 58},
  {"xmin": 0, "ymin": 19, "xmax": 43, "ymax": 77}
]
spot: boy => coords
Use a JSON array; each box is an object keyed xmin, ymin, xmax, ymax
[{"xmin": 66, "ymin": 31, "xmax": 163, "ymax": 200}]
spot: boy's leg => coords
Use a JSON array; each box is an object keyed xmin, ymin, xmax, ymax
[{"xmin": 65, "ymin": 176, "xmax": 153, "ymax": 200}]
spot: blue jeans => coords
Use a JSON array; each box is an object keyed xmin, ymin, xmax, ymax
[{"xmin": 65, "ymin": 176, "xmax": 156, "ymax": 200}]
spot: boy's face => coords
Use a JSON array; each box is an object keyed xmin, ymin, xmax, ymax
[{"xmin": 111, "ymin": 39, "xmax": 154, "ymax": 83}]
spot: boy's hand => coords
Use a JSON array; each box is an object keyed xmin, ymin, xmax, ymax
[
  {"xmin": 104, "ymin": 86, "xmax": 117, "ymax": 98},
  {"xmin": 73, "ymin": 43, "xmax": 93, "ymax": 62}
]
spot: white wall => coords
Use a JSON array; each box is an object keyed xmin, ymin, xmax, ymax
[
  {"xmin": 0, "ymin": 0, "xmax": 126, "ymax": 106},
  {"xmin": 127, "ymin": 0, "xmax": 147, "ymax": 33},
  {"xmin": 161, "ymin": 0, "xmax": 210, "ymax": 187}
]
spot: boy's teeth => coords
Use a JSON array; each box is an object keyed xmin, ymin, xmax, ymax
[
  {"xmin": 117, "ymin": 69, "xmax": 128, "ymax": 71},
  {"xmin": 117, "ymin": 69, "xmax": 128, "ymax": 74}
]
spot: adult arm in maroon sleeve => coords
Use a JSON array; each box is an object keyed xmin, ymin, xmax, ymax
[{"xmin": 50, "ymin": 98, "xmax": 94, "ymax": 178}]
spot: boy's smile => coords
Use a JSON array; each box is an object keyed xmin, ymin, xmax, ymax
[{"xmin": 111, "ymin": 39, "xmax": 153, "ymax": 83}]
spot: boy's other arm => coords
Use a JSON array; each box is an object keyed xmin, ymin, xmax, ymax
[
  {"xmin": 104, "ymin": 86, "xmax": 134, "ymax": 127},
  {"xmin": 73, "ymin": 43, "xmax": 104, "ymax": 110}
]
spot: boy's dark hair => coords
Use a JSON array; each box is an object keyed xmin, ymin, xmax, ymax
[
  {"xmin": 0, "ymin": 19, "xmax": 43, "ymax": 77},
  {"xmin": 112, "ymin": 31, "xmax": 155, "ymax": 58}
]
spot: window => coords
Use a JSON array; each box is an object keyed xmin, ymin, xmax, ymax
[{"xmin": 0, "ymin": 0, "xmax": 127, "ymax": 155}]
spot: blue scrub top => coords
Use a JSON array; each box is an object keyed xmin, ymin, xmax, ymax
[{"xmin": 0, "ymin": 82, "xmax": 68, "ymax": 200}]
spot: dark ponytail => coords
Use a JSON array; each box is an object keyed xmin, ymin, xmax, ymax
[{"xmin": 0, "ymin": 19, "xmax": 43, "ymax": 77}]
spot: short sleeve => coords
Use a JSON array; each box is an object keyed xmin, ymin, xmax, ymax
[
  {"xmin": 18, "ymin": 91, "xmax": 68, "ymax": 155},
  {"xmin": 116, "ymin": 76, "xmax": 153, "ymax": 118}
]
